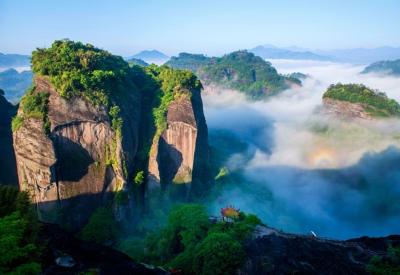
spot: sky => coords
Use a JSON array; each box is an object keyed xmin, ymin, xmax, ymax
[{"xmin": 0, "ymin": 0, "xmax": 399, "ymax": 56}]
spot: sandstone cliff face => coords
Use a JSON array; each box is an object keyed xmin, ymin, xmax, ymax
[
  {"xmin": 0, "ymin": 93, "xmax": 17, "ymax": 185},
  {"xmin": 322, "ymin": 98, "xmax": 373, "ymax": 120},
  {"xmin": 148, "ymin": 90, "xmax": 209, "ymax": 194},
  {"xmin": 13, "ymin": 77, "xmax": 140, "ymax": 225}
]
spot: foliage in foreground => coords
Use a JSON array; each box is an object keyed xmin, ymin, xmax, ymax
[
  {"xmin": 323, "ymin": 83, "xmax": 400, "ymax": 117},
  {"xmin": 367, "ymin": 245, "xmax": 400, "ymax": 275},
  {"xmin": 0, "ymin": 186, "xmax": 41, "ymax": 274},
  {"xmin": 122, "ymin": 204, "xmax": 261, "ymax": 275}
]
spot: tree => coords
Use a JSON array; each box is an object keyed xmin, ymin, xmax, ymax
[
  {"xmin": 0, "ymin": 212, "xmax": 41, "ymax": 274},
  {"xmin": 144, "ymin": 204, "xmax": 209, "ymax": 264},
  {"xmin": 0, "ymin": 186, "xmax": 41, "ymax": 274},
  {"xmin": 194, "ymin": 232, "xmax": 245, "ymax": 275}
]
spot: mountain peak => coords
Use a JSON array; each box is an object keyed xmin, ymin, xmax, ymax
[{"xmin": 131, "ymin": 50, "xmax": 169, "ymax": 63}]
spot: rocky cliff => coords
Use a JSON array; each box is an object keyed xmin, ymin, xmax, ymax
[
  {"xmin": 322, "ymin": 97, "xmax": 373, "ymax": 120},
  {"xmin": 11, "ymin": 40, "xmax": 209, "ymax": 227},
  {"xmin": 148, "ymin": 72, "xmax": 209, "ymax": 196},
  {"xmin": 13, "ymin": 76, "xmax": 140, "ymax": 225},
  {"xmin": 0, "ymin": 90, "xmax": 17, "ymax": 185},
  {"xmin": 240, "ymin": 225, "xmax": 400, "ymax": 275}
]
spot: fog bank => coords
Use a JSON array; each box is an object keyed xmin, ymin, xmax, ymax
[{"xmin": 203, "ymin": 60, "xmax": 400, "ymax": 239}]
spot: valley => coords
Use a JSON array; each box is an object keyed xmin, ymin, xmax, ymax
[{"xmin": 1, "ymin": 24, "xmax": 400, "ymax": 275}]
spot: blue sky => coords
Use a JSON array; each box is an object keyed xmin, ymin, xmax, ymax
[{"xmin": 0, "ymin": 0, "xmax": 399, "ymax": 56}]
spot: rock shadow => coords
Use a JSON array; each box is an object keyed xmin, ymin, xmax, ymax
[
  {"xmin": 157, "ymin": 136, "xmax": 183, "ymax": 188},
  {"xmin": 51, "ymin": 135, "xmax": 93, "ymax": 182}
]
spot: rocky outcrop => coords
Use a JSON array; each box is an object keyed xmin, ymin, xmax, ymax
[
  {"xmin": 40, "ymin": 223, "xmax": 167, "ymax": 274},
  {"xmin": 240, "ymin": 225, "xmax": 400, "ymax": 275},
  {"xmin": 322, "ymin": 97, "xmax": 373, "ymax": 120},
  {"xmin": 148, "ymin": 90, "xmax": 209, "ymax": 195},
  {"xmin": 13, "ymin": 77, "xmax": 140, "ymax": 225},
  {"xmin": 0, "ymin": 92, "xmax": 17, "ymax": 185}
]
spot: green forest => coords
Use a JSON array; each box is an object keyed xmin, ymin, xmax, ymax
[{"xmin": 167, "ymin": 51, "xmax": 300, "ymax": 100}]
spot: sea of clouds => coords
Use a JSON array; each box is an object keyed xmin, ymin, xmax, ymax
[{"xmin": 202, "ymin": 60, "xmax": 400, "ymax": 239}]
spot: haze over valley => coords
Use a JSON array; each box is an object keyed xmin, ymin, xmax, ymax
[{"xmin": 1, "ymin": 1, "xmax": 400, "ymax": 274}]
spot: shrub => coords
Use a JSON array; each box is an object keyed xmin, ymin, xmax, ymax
[
  {"xmin": 12, "ymin": 86, "xmax": 50, "ymax": 133},
  {"xmin": 134, "ymin": 171, "xmax": 145, "ymax": 186},
  {"xmin": 11, "ymin": 116, "xmax": 24, "ymax": 132},
  {"xmin": 215, "ymin": 167, "xmax": 229, "ymax": 180}
]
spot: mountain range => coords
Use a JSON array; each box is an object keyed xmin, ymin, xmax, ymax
[
  {"xmin": 0, "ymin": 68, "xmax": 33, "ymax": 103},
  {"xmin": 362, "ymin": 59, "xmax": 400, "ymax": 76},
  {"xmin": 249, "ymin": 44, "xmax": 400, "ymax": 64},
  {"xmin": 249, "ymin": 45, "xmax": 330, "ymax": 61},
  {"xmin": 0, "ymin": 53, "xmax": 30, "ymax": 67}
]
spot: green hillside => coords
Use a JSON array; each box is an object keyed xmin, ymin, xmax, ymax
[{"xmin": 323, "ymin": 83, "xmax": 400, "ymax": 117}]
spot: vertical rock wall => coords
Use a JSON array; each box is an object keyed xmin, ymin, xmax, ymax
[
  {"xmin": 13, "ymin": 77, "xmax": 140, "ymax": 226},
  {"xmin": 148, "ymin": 90, "xmax": 209, "ymax": 194}
]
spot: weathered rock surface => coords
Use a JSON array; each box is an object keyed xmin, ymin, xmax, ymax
[
  {"xmin": 0, "ymin": 93, "xmax": 17, "ymax": 185},
  {"xmin": 13, "ymin": 77, "xmax": 140, "ymax": 226},
  {"xmin": 240, "ymin": 225, "xmax": 400, "ymax": 275},
  {"xmin": 148, "ymin": 90, "xmax": 209, "ymax": 194},
  {"xmin": 322, "ymin": 98, "xmax": 373, "ymax": 120}
]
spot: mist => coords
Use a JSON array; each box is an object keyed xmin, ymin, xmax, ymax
[{"xmin": 202, "ymin": 60, "xmax": 400, "ymax": 239}]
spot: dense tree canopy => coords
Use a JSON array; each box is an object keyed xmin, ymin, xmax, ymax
[
  {"xmin": 127, "ymin": 204, "xmax": 260, "ymax": 274},
  {"xmin": 32, "ymin": 39, "xmax": 135, "ymax": 104},
  {"xmin": 0, "ymin": 186, "xmax": 40, "ymax": 274},
  {"xmin": 167, "ymin": 50, "xmax": 299, "ymax": 100}
]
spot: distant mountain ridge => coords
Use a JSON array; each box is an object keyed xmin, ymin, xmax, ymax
[
  {"xmin": 166, "ymin": 52, "xmax": 212, "ymax": 72},
  {"xmin": 126, "ymin": 57, "xmax": 148, "ymax": 67},
  {"xmin": 0, "ymin": 53, "xmax": 30, "ymax": 67},
  {"xmin": 249, "ymin": 45, "xmax": 330, "ymax": 61},
  {"xmin": 128, "ymin": 50, "xmax": 169, "ymax": 64},
  {"xmin": 317, "ymin": 47, "xmax": 400, "ymax": 64},
  {"xmin": 0, "ymin": 68, "xmax": 32, "ymax": 103},
  {"xmin": 361, "ymin": 59, "xmax": 400, "ymax": 76},
  {"xmin": 249, "ymin": 44, "xmax": 400, "ymax": 63}
]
